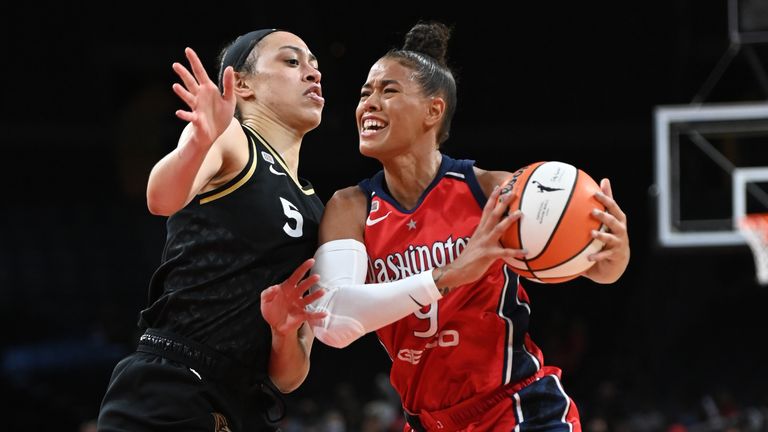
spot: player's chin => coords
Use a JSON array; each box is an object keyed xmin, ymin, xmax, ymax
[
  {"xmin": 358, "ymin": 138, "xmax": 383, "ymax": 158},
  {"xmin": 300, "ymin": 111, "xmax": 322, "ymax": 131}
]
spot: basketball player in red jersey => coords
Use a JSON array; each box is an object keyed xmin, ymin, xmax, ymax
[{"xmin": 305, "ymin": 21, "xmax": 630, "ymax": 432}]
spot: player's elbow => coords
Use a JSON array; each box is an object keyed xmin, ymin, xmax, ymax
[
  {"xmin": 147, "ymin": 200, "xmax": 171, "ymax": 216},
  {"xmin": 313, "ymin": 317, "xmax": 366, "ymax": 349},
  {"xmin": 146, "ymin": 190, "xmax": 181, "ymax": 216},
  {"xmin": 315, "ymin": 329, "xmax": 356, "ymax": 349},
  {"xmin": 272, "ymin": 376, "xmax": 304, "ymax": 394}
]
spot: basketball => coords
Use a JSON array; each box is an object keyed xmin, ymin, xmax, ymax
[{"xmin": 499, "ymin": 161, "xmax": 606, "ymax": 283}]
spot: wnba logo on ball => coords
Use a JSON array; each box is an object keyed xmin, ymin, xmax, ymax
[{"xmin": 531, "ymin": 180, "xmax": 565, "ymax": 193}]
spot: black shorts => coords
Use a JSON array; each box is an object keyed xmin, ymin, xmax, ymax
[{"xmin": 97, "ymin": 329, "xmax": 283, "ymax": 432}]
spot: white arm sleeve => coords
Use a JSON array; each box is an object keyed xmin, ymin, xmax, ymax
[{"xmin": 307, "ymin": 239, "xmax": 442, "ymax": 348}]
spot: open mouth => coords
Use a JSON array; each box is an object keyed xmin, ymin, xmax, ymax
[{"xmin": 362, "ymin": 118, "xmax": 386, "ymax": 132}]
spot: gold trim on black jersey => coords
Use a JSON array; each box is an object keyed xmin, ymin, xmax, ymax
[
  {"xmin": 243, "ymin": 124, "xmax": 315, "ymax": 196},
  {"xmin": 199, "ymin": 137, "xmax": 258, "ymax": 205}
]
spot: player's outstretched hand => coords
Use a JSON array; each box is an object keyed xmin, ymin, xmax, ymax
[
  {"xmin": 171, "ymin": 47, "xmax": 237, "ymax": 149},
  {"xmin": 261, "ymin": 259, "xmax": 328, "ymax": 336}
]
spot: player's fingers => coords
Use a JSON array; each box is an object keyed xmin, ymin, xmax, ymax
[
  {"xmin": 261, "ymin": 285, "xmax": 278, "ymax": 301},
  {"xmin": 592, "ymin": 208, "xmax": 627, "ymax": 236},
  {"xmin": 477, "ymin": 188, "xmax": 512, "ymax": 232},
  {"xmin": 482, "ymin": 185, "xmax": 502, "ymax": 214},
  {"xmin": 588, "ymin": 249, "xmax": 613, "ymax": 262},
  {"xmin": 491, "ymin": 190, "xmax": 514, "ymax": 219},
  {"xmin": 175, "ymin": 110, "xmax": 195, "ymax": 122},
  {"xmin": 600, "ymin": 178, "xmax": 613, "ymax": 198},
  {"xmin": 220, "ymin": 66, "xmax": 235, "ymax": 99},
  {"xmin": 283, "ymin": 258, "xmax": 315, "ymax": 287},
  {"xmin": 501, "ymin": 248, "xmax": 528, "ymax": 261},
  {"xmin": 172, "ymin": 83, "xmax": 196, "ymax": 108},
  {"xmin": 594, "ymin": 184, "xmax": 627, "ymax": 224},
  {"xmin": 590, "ymin": 208, "xmax": 612, "ymax": 227},
  {"xmin": 185, "ymin": 47, "xmax": 212, "ymax": 84},
  {"xmin": 607, "ymin": 201, "xmax": 627, "ymax": 225},
  {"xmin": 296, "ymin": 274, "xmax": 321, "ymax": 295},
  {"xmin": 594, "ymin": 193, "xmax": 627, "ymax": 225},
  {"xmin": 304, "ymin": 310, "xmax": 328, "ymax": 321},
  {"xmin": 172, "ymin": 62, "xmax": 198, "ymax": 94},
  {"xmin": 512, "ymin": 248, "xmax": 529, "ymax": 258},
  {"xmin": 590, "ymin": 228, "xmax": 618, "ymax": 246},
  {"xmin": 492, "ymin": 209, "xmax": 521, "ymax": 237},
  {"xmin": 301, "ymin": 288, "xmax": 325, "ymax": 305}
]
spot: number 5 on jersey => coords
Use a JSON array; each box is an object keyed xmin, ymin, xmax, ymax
[{"xmin": 280, "ymin": 197, "xmax": 304, "ymax": 238}]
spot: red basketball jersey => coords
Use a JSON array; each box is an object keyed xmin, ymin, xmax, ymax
[{"xmin": 358, "ymin": 155, "xmax": 548, "ymax": 414}]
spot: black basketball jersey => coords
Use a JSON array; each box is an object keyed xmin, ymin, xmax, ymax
[{"xmin": 139, "ymin": 124, "xmax": 324, "ymax": 370}]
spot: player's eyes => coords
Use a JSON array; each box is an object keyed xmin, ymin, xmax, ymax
[{"xmin": 286, "ymin": 59, "xmax": 300, "ymax": 66}]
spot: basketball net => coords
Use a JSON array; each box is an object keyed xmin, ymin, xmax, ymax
[{"xmin": 738, "ymin": 213, "xmax": 768, "ymax": 286}]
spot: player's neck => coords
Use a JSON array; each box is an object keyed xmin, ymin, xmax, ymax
[
  {"xmin": 242, "ymin": 118, "xmax": 302, "ymax": 177},
  {"xmin": 383, "ymin": 151, "xmax": 442, "ymax": 210}
]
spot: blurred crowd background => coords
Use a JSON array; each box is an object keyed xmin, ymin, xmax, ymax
[{"xmin": 2, "ymin": 1, "xmax": 768, "ymax": 430}]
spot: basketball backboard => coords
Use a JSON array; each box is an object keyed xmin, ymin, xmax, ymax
[{"xmin": 653, "ymin": 101, "xmax": 768, "ymax": 247}]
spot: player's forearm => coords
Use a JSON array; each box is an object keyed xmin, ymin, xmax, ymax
[
  {"xmin": 311, "ymin": 270, "xmax": 441, "ymax": 347},
  {"xmin": 431, "ymin": 265, "xmax": 457, "ymax": 295},
  {"xmin": 309, "ymin": 240, "xmax": 443, "ymax": 348},
  {"xmin": 146, "ymin": 138, "xmax": 210, "ymax": 215},
  {"xmin": 267, "ymin": 323, "xmax": 312, "ymax": 393}
]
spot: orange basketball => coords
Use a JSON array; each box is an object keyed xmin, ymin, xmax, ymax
[{"xmin": 500, "ymin": 161, "xmax": 606, "ymax": 283}]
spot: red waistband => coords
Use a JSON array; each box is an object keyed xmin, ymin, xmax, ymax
[{"xmin": 407, "ymin": 366, "xmax": 562, "ymax": 431}]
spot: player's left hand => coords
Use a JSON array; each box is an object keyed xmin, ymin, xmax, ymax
[
  {"xmin": 171, "ymin": 47, "xmax": 237, "ymax": 149},
  {"xmin": 583, "ymin": 178, "xmax": 630, "ymax": 284},
  {"xmin": 261, "ymin": 259, "xmax": 327, "ymax": 336}
]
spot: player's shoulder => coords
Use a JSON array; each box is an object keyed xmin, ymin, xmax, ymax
[
  {"xmin": 326, "ymin": 186, "xmax": 368, "ymax": 212},
  {"xmin": 473, "ymin": 166, "xmax": 515, "ymax": 196},
  {"xmin": 319, "ymin": 186, "xmax": 368, "ymax": 242}
]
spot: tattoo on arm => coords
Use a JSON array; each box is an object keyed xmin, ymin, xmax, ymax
[{"xmin": 433, "ymin": 268, "xmax": 453, "ymax": 296}]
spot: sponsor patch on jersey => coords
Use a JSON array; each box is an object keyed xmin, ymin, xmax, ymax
[
  {"xmin": 261, "ymin": 151, "xmax": 275, "ymax": 164},
  {"xmin": 371, "ymin": 199, "xmax": 380, "ymax": 213}
]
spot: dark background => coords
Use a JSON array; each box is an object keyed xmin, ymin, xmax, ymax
[{"xmin": 2, "ymin": 1, "xmax": 768, "ymax": 431}]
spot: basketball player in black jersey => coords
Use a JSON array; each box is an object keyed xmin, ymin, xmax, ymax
[{"xmin": 97, "ymin": 29, "xmax": 328, "ymax": 431}]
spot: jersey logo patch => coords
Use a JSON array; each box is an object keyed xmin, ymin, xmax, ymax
[
  {"xmin": 366, "ymin": 211, "xmax": 392, "ymax": 226},
  {"xmin": 261, "ymin": 151, "xmax": 275, "ymax": 164}
]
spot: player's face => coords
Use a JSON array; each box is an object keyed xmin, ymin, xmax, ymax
[
  {"xmin": 356, "ymin": 58, "xmax": 432, "ymax": 159},
  {"xmin": 245, "ymin": 32, "xmax": 324, "ymax": 132}
]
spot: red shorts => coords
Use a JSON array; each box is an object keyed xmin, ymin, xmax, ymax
[{"xmin": 404, "ymin": 367, "xmax": 581, "ymax": 432}]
